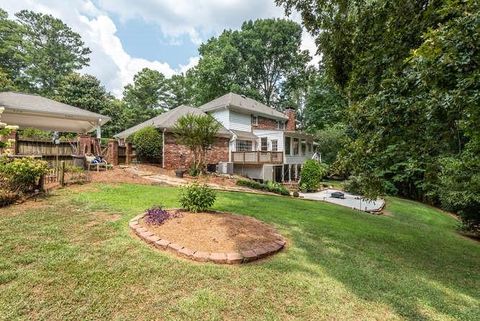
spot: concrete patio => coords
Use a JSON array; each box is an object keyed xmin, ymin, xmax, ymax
[{"xmin": 300, "ymin": 189, "xmax": 385, "ymax": 212}]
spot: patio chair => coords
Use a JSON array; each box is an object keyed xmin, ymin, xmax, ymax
[{"xmin": 85, "ymin": 154, "xmax": 113, "ymax": 172}]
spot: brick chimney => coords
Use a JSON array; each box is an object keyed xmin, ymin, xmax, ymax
[{"xmin": 285, "ymin": 108, "xmax": 296, "ymax": 131}]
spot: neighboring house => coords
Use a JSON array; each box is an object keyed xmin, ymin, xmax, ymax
[
  {"xmin": 114, "ymin": 105, "xmax": 231, "ymax": 170},
  {"xmin": 115, "ymin": 93, "xmax": 315, "ymax": 182}
]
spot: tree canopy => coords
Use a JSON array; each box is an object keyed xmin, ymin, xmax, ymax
[{"xmin": 193, "ymin": 18, "xmax": 311, "ymax": 109}]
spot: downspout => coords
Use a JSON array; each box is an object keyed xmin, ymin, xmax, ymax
[{"xmin": 162, "ymin": 128, "xmax": 166, "ymax": 168}]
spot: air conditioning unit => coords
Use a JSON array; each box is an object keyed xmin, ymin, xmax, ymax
[{"xmin": 217, "ymin": 162, "xmax": 233, "ymax": 174}]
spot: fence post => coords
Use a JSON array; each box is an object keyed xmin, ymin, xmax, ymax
[{"xmin": 59, "ymin": 161, "xmax": 65, "ymax": 187}]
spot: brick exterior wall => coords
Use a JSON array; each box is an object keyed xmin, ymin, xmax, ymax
[
  {"xmin": 163, "ymin": 132, "xmax": 229, "ymax": 169},
  {"xmin": 285, "ymin": 109, "xmax": 296, "ymax": 131},
  {"xmin": 253, "ymin": 116, "xmax": 278, "ymax": 130}
]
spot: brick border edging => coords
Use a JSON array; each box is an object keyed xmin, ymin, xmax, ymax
[{"xmin": 128, "ymin": 210, "xmax": 286, "ymax": 264}]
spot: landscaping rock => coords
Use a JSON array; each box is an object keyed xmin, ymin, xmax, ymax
[
  {"xmin": 192, "ymin": 251, "xmax": 210, "ymax": 262},
  {"xmin": 154, "ymin": 239, "xmax": 170, "ymax": 249},
  {"xmin": 226, "ymin": 252, "xmax": 244, "ymax": 264},
  {"xmin": 178, "ymin": 247, "xmax": 195, "ymax": 258},
  {"xmin": 240, "ymin": 250, "xmax": 257, "ymax": 262},
  {"xmin": 209, "ymin": 252, "xmax": 227, "ymax": 264}
]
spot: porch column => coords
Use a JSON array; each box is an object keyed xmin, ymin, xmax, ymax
[
  {"xmin": 107, "ymin": 139, "xmax": 119, "ymax": 166},
  {"xmin": 125, "ymin": 142, "xmax": 132, "ymax": 165}
]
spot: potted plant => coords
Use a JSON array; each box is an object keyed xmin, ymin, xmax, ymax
[{"xmin": 175, "ymin": 168, "xmax": 186, "ymax": 178}]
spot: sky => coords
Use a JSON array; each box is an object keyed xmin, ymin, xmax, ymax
[{"xmin": 1, "ymin": 0, "xmax": 319, "ymax": 97}]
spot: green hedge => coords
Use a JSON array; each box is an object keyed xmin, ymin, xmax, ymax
[{"xmin": 236, "ymin": 179, "xmax": 290, "ymax": 196}]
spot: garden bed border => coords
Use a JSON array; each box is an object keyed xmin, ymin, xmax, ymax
[{"xmin": 129, "ymin": 210, "xmax": 286, "ymax": 264}]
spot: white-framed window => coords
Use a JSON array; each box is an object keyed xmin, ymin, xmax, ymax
[
  {"xmin": 293, "ymin": 138, "xmax": 299, "ymax": 155},
  {"xmin": 260, "ymin": 137, "xmax": 268, "ymax": 151},
  {"xmin": 285, "ymin": 137, "xmax": 291, "ymax": 155},
  {"xmin": 277, "ymin": 121, "xmax": 285, "ymax": 130},
  {"xmin": 236, "ymin": 140, "xmax": 253, "ymax": 151},
  {"xmin": 251, "ymin": 115, "xmax": 258, "ymax": 126},
  {"xmin": 271, "ymin": 139, "xmax": 278, "ymax": 151}
]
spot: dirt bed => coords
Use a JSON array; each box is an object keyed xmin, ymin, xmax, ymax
[{"xmin": 139, "ymin": 211, "xmax": 282, "ymax": 252}]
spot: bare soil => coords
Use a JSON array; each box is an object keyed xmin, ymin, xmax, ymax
[
  {"xmin": 139, "ymin": 210, "xmax": 283, "ymax": 252},
  {"xmin": 89, "ymin": 167, "xmax": 152, "ymax": 184}
]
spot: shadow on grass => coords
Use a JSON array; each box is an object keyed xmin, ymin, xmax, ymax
[{"xmin": 216, "ymin": 191, "xmax": 480, "ymax": 321}]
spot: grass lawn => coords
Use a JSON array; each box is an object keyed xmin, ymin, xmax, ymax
[{"xmin": 0, "ymin": 184, "xmax": 479, "ymax": 320}]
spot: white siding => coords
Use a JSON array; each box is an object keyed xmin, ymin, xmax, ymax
[
  {"xmin": 229, "ymin": 111, "xmax": 251, "ymax": 132},
  {"xmin": 233, "ymin": 164, "xmax": 263, "ymax": 180},
  {"xmin": 253, "ymin": 130, "xmax": 284, "ymax": 152},
  {"xmin": 210, "ymin": 109, "xmax": 229, "ymax": 129}
]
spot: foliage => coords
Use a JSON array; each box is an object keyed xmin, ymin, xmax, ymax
[
  {"xmin": 314, "ymin": 124, "xmax": 347, "ymax": 165},
  {"xmin": 0, "ymin": 157, "xmax": 48, "ymax": 192},
  {"xmin": 144, "ymin": 205, "xmax": 175, "ymax": 225},
  {"xmin": 193, "ymin": 18, "xmax": 311, "ymax": 108},
  {"xmin": 236, "ymin": 179, "xmax": 290, "ymax": 196},
  {"xmin": 173, "ymin": 114, "xmax": 220, "ymax": 172},
  {"xmin": 300, "ymin": 160, "xmax": 328, "ymax": 192},
  {"xmin": 123, "ymin": 68, "xmax": 170, "ymax": 128},
  {"xmin": 0, "ymin": 189, "xmax": 18, "ymax": 207},
  {"xmin": 438, "ymin": 155, "xmax": 480, "ymax": 235},
  {"xmin": 15, "ymin": 10, "xmax": 91, "ymax": 94},
  {"xmin": 179, "ymin": 183, "xmax": 216, "ymax": 212},
  {"xmin": 131, "ymin": 126, "xmax": 162, "ymax": 161},
  {"xmin": 303, "ymin": 71, "xmax": 347, "ymax": 131},
  {"xmin": 0, "ymin": 10, "xmax": 25, "ymax": 87},
  {"xmin": 55, "ymin": 73, "xmax": 110, "ymax": 114}
]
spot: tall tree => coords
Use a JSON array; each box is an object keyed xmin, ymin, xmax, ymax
[
  {"xmin": 303, "ymin": 70, "xmax": 347, "ymax": 131},
  {"xmin": 122, "ymin": 68, "xmax": 170, "ymax": 127},
  {"xmin": 55, "ymin": 73, "xmax": 109, "ymax": 114},
  {"xmin": 194, "ymin": 19, "xmax": 311, "ymax": 108},
  {"xmin": 15, "ymin": 10, "xmax": 91, "ymax": 94},
  {"xmin": 0, "ymin": 9, "xmax": 24, "ymax": 87}
]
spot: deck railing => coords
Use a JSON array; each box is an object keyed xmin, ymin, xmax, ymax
[{"xmin": 231, "ymin": 151, "xmax": 283, "ymax": 164}]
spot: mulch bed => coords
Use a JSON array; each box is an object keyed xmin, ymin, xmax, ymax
[{"xmin": 130, "ymin": 210, "xmax": 286, "ymax": 264}]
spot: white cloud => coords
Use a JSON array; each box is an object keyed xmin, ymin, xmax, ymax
[{"xmin": 1, "ymin": 0, "xmax": 320, "ymax": 96}]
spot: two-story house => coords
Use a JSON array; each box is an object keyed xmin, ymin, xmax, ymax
[
  {"xmin": 115, "ymin": 92, "xmax": 315, "ymax": 182},
  {"xmin": 199, "ymin": 93, "xmax": 315, "ymax": 182}
]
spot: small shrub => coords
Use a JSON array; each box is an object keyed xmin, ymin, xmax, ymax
[
  {"xmin": 0, "ymin": 158, "xmax": 49, "ymax": 192},
  {"xmin": 293, "ymin": 191, "xmax": 299, "ymax": 197},
  {"xmin": 0, "ymin": 189, "xmax": 18, "ymax": 207},
  {"xmin": 144, "ymin": 205, "xmax": 173, "ymax": 225},
  {"xmin": 236, "ymin": 179, "xmax": 290, "ymax": 196},
  {"xmin": 179, "ymin": 183, "xmax": 216, "ymax": 212},
  {"xmin": 131, "ymin": 126, "xmax": 162, "ymax": 161},
  {"xmin": 299, "ymin": 160, "xmax": 328, "ymax": 192},
  {"xmin": 188, "ymin": 166, "xmax": 200, "ymax": 177}
]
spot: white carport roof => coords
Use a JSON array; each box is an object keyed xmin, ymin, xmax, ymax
[{"xmin": 0, "ymin": 92, "xmax": 110, "ymax": 133}]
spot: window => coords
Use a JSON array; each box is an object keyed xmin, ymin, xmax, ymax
[
  {"xmin": 285, "ymin": 137, "xmax": 291, "ymax": 155},
  {"xmin": 307, "ymin": 142, "xmax": 312, "ymax": 153},
  {"xmin": 251, "ymin": 115, "xmax": 258, "ymax": 126},
  {"xmin": 301, "ymin": 139, "xmax": 306, "ymax": 155},
  {"xmin": 293, "ymin": 138, "xmax": 299, "ymax": 155},
  {"xmin": 277, "ymin": 121, "xmax": 285, "ymax": 130},
  {"xmin": 236, "ymin": 140, "xmax": 252, "ymax": 151},
  {"xmin": 261, "ymin": 137, "xmax": 268, "ymax": 151},
  {"xmin": 271, "ymin": 139, "xmax": 278, "ymax": 151}
]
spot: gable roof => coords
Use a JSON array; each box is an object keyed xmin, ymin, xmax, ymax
[
  {"xmin": 0, "ymin": 91, "xmax": 110, "ymax": 133},
  {"xmin": 114, "ymin": 105, "xmax": 231, "ymax": 139},
  {"xmin": 199, "ymin": 93, "xmax": 289, "ymax": 120}
]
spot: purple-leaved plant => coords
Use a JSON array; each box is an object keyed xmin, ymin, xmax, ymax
[{"xmin": 144, "ymin": 206, "xmax": 172, "ymax": 225}]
